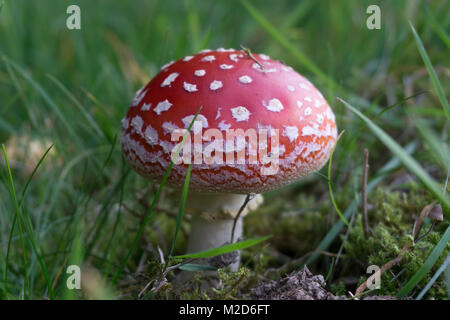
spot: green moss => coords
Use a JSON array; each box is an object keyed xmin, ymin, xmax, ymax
[
  {"xmin": 172, "ymin": 267, "xmax": 252, "ymax": 300},
  {"xmin": 212, "ymin": 267, "xmax": 251, "ymax": 299},
  {"xmin": 342, "ymin": 186, "xmax": 449, "ymax": 299},
  {"xmin": 330, "ymin": 281, "xmax": 347, "ymax": 296}
]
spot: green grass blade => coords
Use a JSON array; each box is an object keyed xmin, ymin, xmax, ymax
[
  {"xmin": 281, "ymin": 0, "xmax": 313, "ymax": 31},
  {"xmin": 397, "ymin": 226, "xmax": 450, "ymax": 298},
  {"xmin": 18, "ymin": 145, "xmax": 54, "ymax": 205},
  {"xmin": 1, "ymin": 150, "xmax": 55, "ymax": 299},
  {"xmin": 168, "ymin": 164, "xmax": 191, "ymax": 258},
  {"xmin": 415, "ymin": 255, "xmax": 450, "ymax": 300},
  {"xmin": 3, "ymin": 144, "xmax": 53, "ymax": 298},
  {"xmin": 338, "ymin": 98, "xmax": 450, "ymax": 217},
  {"xmin": 414, "ymin": 117, "xmax": 450, "ymax": 172},
  {"xmin": 327, "ymin": 131, "xmax": 349, "ymax": 226},
  {"xmin": 325, "ymin": 257, "xmax": 335, "ymax": 282},
  {"xmin": 178, "ymin": 264, "xmax": 217, "ymax": 272},
  {"xmin": 2, "ymin": 55, "xmax": 39, "ymax": 129},
  {"xmin": 446, "ymin": 255, "xmax": 450, "ymax": 298},
  {"xmin": 172, "ymin": 236, "xmax": 271, "ymax": 259},
  {"xmin": 63, "ymin": 215, "xmax": 85, "ymax": 300},
  {"xmin": 46, "ymin": 74, "xmax": 105, "ymax": 139},
  {"xmin": 102, "ymin": 161, "xmax": 128, "ymax": 280},
  {"xmin": 348, "ymin": 91, "xmax": 428, "ymax": 147},
  {"xmin": 2, "ymin": 144, "xmax": 30, "ymax": 298},
  {"xmin": 83, "ymin": 167, "xmax": 128, "ymax": 258},
  {"xmin": 2, "ymin": 55, "xmax": 82, "ymax": 146},
  {"xmin": 304, "ymin": 207, "xmax": 354, "ymax": 267},
  {"xmin": 423, "ymin": 3, "xmax": 450, "ymax": 49},
  {"xmin": 409, "ymin": 22, "xmax": 450, "ymax": 121},
  {"xmin": 102, "ymin": 134, "xmax": 117, "ymax": 169}
]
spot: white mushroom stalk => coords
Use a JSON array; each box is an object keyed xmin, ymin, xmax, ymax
[{"xmin": 184, "ymin": 192, "xmax": 263, "ymax": 271}]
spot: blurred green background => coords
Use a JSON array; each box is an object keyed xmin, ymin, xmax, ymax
[{"xmin": 0, "ymin": 0, "xmax": 449, "ymax": 300}]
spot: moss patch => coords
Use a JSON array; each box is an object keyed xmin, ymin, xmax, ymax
[{"xmin": 340, "ymin": 186, "xmax": 449, "ymax": 299}]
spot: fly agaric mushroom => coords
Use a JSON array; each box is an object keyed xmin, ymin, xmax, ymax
[{"xmin": 121, "ymin": 48, "xmax": 337, "ymax": 271}]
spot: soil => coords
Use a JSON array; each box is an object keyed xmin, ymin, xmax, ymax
[
  {"xmin": 251, "ymin": 266, "xmax": 346, "ymax": 300},
  {"xmin": 250, "ymin": 266, "xmax": 404, "ymax": 300}
]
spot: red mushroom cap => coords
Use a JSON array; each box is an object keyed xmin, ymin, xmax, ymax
[{"xmin": 121, "ymin": 48, "xmax": 337, "ymax": 193}]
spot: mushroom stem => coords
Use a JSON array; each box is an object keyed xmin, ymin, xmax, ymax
[
  {"xmin": 184, "ymin": 192, "xmax": 264, "ymax": 270},
  {"xmin": 187, "ymin": 215, "xmax": 243, "ymax": 271}
]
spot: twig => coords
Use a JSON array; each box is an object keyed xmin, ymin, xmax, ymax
[
  {"xmin": 362, "ymin": 148, "xmax": 370, "ymax": 239},
  {"xmin": 413, "ymin": 201, "xmax": 442, "ymax": 243},
  {"xmin": 230, "ymin": 193, "xmax": 254, "ymax": 243},
  {"xmin": 335, "ymin": 208, "xmax": 356, "ymax": 268},
  {"xmin": 412, "ymin": 202, "xmax": 435, "ymax": 240},
  {"xmin": 240, "ymin": 45, "xmax": 265, "ymax": 70},
  {"xmin": 355, "ymin": 244, "xmax": 409, "ymax": 296},
  {"xmin": 355, "ymin": 201, "xmax": 443, "ymax": 296}
]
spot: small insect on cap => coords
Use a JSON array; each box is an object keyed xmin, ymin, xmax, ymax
[{"xmin": 121, "ymin": 48, "xmax": 338, "ymax": 193}]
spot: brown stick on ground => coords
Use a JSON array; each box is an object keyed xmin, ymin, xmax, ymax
[
  {"xmin": 355, "ymin": 244, "xmax": 409, "ymax": 296},
  {"xmin": 362, "ymin": 149, "xmax": 370, "ymax": 239},
  {"xmin": 355, "ymin": 202, "xmax": 440, "ymax": 297}
]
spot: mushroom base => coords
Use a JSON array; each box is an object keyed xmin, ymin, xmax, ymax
[
  {"xmin": 175, "ymin": 192, "xmax": 262, "ymax": 288},
  {"xmin": 187, "ymin": 215, "xmax": 243, "ymax": 271}
]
